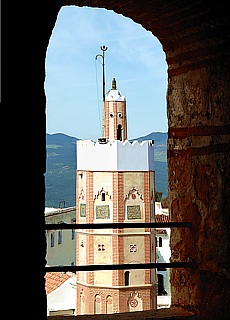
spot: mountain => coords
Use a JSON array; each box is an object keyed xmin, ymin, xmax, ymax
[
  {"xmin": 131, "ymin": 132, "xmax": 167, "ymax": 162},
  {"xmin": 45, "ymin": 132, "xmax": 168, "ymax": 208},
  {"xmin": 46, "ymin": 133, "xmax": 77, "ymax": 208}
]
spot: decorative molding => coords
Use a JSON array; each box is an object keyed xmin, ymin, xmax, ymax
[{"xmin": 126, "ymin": 187, "xmax": 143, "ymax": 200}]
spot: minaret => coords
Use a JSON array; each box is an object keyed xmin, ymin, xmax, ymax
[
  {"xmin": 103, "ymin": 78, "xmax": 127, "ymax": 141},
  {"xmin": 75, "ymin": 47, "xmax": 157, "ymax": 316}
]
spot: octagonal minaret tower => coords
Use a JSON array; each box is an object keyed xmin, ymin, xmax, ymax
[{"xmin": 75, "ymin": 47, "xmax": 157, "ymax": 316}]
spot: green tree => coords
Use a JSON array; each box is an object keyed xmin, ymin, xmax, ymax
[{"xmin": 155, "ymin": 191, "xmax": 162, "ymax": 202}]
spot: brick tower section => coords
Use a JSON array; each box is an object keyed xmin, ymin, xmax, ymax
[
  {"xmin": 86, "ymin": 171, "xmax": 94, "ymax": 286},
  {"xmin": 112, "ymin": 172, "xmax": 124, "ymax": 289}
]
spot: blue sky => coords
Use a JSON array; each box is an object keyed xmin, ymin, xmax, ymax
[{"xmin": 45, "ymin": 6, "xmax": 168, "ymax": 141}]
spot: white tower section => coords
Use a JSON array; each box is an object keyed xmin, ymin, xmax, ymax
[{"xmin": 77, "ymin": 139, "xmax": 154, "ymax": 172}]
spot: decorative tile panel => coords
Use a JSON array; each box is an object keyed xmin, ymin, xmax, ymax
[
  {"xmin": 96, "ymin": 205, "xmax": 110, "ymax": 219},
  {"xmin": 80, "ymin": 203, "xmax": 86, "ymax": 217},
  {"xmin": 127, "ymin": 205, "xmax": 141, "ymax": 219}
]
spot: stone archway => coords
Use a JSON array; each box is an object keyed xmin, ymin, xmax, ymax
[{"xmin": 6, "ymin": 1, "xmax": 229, "ymax": 319}]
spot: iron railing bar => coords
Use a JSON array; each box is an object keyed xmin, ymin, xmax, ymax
[
  {"xmin": 45, "ymin": 262, "xmax": 194, "ymax": 272},
  {"xmin": 45, "ymin": 222, "xmax": 192, "ymax": 230}
]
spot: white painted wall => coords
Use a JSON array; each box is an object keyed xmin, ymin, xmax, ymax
[
  {"xmin": 76, "ymin": 140, "xmax": 154, "ymax": 171},
  {"xmin": 47, "ymin": 276, "xmax": 77, "ymax": 316},
  {"xmin": 155, "ymin": 202, "xmax": 171, "ymax": 308},
  {"xmin": 45, "ymin": 207, "xmax": 76, "ymax": 266}
]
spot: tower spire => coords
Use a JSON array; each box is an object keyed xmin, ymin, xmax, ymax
[
  {"xmin": 95, "ymin": 45, "xmax": 108, "ymax": 102},
  {"xmin": 95, "ymin": 46, "xmax": 108, "ymax": 138}
]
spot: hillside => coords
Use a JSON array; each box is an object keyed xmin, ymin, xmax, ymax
[
  {"xmin": 131, "ymin": 131, "xmax": 168, "ymax": 162},
  {"xmin": 45, "ymin": 132, "xmax": 168, "ymax": 208}
]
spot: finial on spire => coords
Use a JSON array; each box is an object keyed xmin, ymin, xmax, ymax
[
  {"xmin": 112, "ymin": 78, "xmax": 117, "ymax": 90},
  {"xmin": 95, "ymin": 45, "xmax": 108, "ymax": 101}
]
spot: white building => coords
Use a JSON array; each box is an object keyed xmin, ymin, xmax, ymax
[
  {"xmin": 155, "ymin": 202, "xmax": 171, "ymax": 309},
  {"xmin": 45, "ymin": 206, "xmax": 76, "ymax": 267},
  {"xmin": 45, "ymin": 271, "xmax": 77, "ymax": 316}
]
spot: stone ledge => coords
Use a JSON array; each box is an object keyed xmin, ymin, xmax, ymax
[{"xmin": 48, "ymin": 307, "xmax": 196, "ymax": 319}]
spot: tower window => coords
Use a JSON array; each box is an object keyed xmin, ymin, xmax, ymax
[
  {"xmin": 130, "ymin": 244, "xmax": 137, "ymax": 252},
  {"xmin": 117, "ymin": 124, "xmax": 122, "ymax": 141},
  {"xmin": 124, "ymin": 271, "xmax": 130, "ymax": 286},
  {"xmin": 101, "ymin": 192, "xmax": 105, "ymax": 201},
  {"xmin": 98, "ymin": 244, "xmax": 105, "ymax": 251}
]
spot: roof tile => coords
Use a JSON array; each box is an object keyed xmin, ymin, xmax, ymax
[{"xmin": 45, "ymin": 272, "xmax": 73, "ymax": 295}]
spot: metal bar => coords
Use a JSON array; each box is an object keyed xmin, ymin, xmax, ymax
[
  {"xmin": 45, "ymin": 222, "xmax": 192, "ymax": 230},
  {"xmin": 45, "ymin": 262, "xmax": 194, "ymax": 272}
]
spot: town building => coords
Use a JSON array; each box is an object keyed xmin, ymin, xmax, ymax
[
  {"xmin": 155, "ymin": 202, "xmax": 171, "ymax": 309},
  {"xmin": 45, "ymin": 206, "xmax": 76, "ymax": 267},
  {"xmin": 45, "ymin": 203, "xmax": 171, "ymax": 313},
  {"xmin": 45, "ymin": 271, "xmax": 77, "ymax": 316},
  {"xmin": 75, "ymin": 75, "xmax": 157, "ymax": 315}
]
